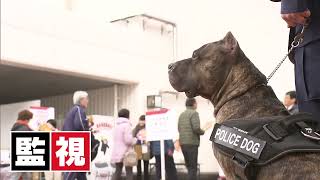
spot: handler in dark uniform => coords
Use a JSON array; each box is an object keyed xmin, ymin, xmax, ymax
[{"xmin": 273, "ymin": 0, "xmax": 320, "ymax": 128}]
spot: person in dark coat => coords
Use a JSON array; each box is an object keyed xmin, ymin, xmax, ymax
[
  {"xmin": 284, "ymin": 91, "xmax": 299, "ymax": 114},
  {"xmin": 9, "ymin": 110, "xmax": 33, "ymax": 180},
  {"xmin": 11, "ymin": 110, "xmax": 34, "ymax": 131},
  {"xmin": 272, "ymin": 0, "xmax": 320, "ymax": 129},
  {"xmin": 62, "ymin": 91, "xmax": 89, "ymax": 180}
]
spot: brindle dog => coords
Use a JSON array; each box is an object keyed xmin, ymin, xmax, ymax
[{"xmin": 168, "ymin": 32, "xmax": 320, "ymax": 180}]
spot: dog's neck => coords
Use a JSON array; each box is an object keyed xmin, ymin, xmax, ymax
[{"xmin": 211, "ymin": 53, "xmax": 267, "ymax": 117}]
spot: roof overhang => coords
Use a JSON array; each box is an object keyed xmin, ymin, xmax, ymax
[{"xmin": 0, "ymin": 60, "xmax": 133, "ymax": 104}]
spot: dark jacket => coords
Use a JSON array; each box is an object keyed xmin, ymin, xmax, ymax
[
  {"xmin": 178, "ymin": 108, "xmax": 204, "ymax": 146},
  {"xmin": 151, "ymin": 140, "xmax": 174, "ymax": 156},
  {"xmin": 11, "ymin": 121, "xmax": 33, "ymax": 131},
  {"xmin": 288, "ymin": 104, "xmax": 299, "ymax": 115},
  {"xmin": 63, "ymin": 105, "xmax": 89, "ymax": 131},
  {"xmin": 274, "ymin": 0, "xmax": 320, "ymax": 101},
  {"xmin": 281, "ymin": 0, "xmax": 320, "ymax": 49},
  {"xmin": 132, "ymin": 124, "xmax": 145, "ymax": 144}
]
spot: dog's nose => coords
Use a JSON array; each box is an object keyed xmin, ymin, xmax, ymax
[{"xmin": 168, "ymin": 63, "xmax": 175, "ymax": 71}]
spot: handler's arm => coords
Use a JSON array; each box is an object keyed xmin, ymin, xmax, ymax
[
  {"xmin": 280, "ymin": 0, "xmax": 310, "ymax": 27},
  {"xmin": 281, "ymin": 0, "xmax": 308, "ymax": 14}
]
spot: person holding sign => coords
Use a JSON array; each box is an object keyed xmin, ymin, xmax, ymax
[
  {"xmin": 132, "ymin": 115, "xmax": 151, "ymax": 180},
  {"xmin": 178, "ymin": 98, "xmax": 212, "ymax": 180}
]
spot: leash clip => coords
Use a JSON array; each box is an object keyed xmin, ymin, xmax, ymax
[{"xmin": 296, "ymin": 122, "xmax": 320, "ymax": 141}]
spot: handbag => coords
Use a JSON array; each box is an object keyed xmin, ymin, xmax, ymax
[
  {"xmin": 123, "ymin": 148, "xmax": 138, "ymax": 167},
  {"xmin": 134, "ymin": 144, "xmax": 143, "ymax": 160}
]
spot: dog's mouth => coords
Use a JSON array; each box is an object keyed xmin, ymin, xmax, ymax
[
  {"xmin": 185, "ymin": 90, "xmax": 198, "ymax": 98},
  {"xmin": 169, "ymin": 75, "xmax": 198, "ymax": 98}
]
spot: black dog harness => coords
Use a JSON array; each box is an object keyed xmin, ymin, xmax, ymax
[{"xmin": 210, "ymin": 113, "xmax": 320, "ymax": 180}]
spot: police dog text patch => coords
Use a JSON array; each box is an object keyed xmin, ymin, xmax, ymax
[{"xmin": 211, "ymin": 124, "xmax": 266, "ymax": 159}]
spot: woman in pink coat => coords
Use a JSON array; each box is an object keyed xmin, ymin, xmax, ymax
[{"xmin": 111, "ymin": 109, "xmax": 136, "ymax": 180}]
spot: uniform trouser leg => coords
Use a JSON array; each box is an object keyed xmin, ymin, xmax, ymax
[
  {"xmin": 298, "ymin": 100, "xmax": 320, "ymax": 129},
  {"xmin": 294, "ymin": 40, "xmax": 320, "ymax": 129}
]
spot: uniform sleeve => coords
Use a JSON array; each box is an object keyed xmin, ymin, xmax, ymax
[
  {"xmin": 281, "ymin": 0, "xmax": 308, "ymax": 14},
  {"xmin": 190, "ymin": 112, "xmax": 205, "ymax": 135}
]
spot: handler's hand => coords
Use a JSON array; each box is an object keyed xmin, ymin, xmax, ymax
[{"xmin": 281, "ymin": 10, "xmax": 311, "ymax": 28}]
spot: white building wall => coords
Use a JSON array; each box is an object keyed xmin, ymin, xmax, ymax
[
  {"xmin": 1, "ymin": 0, "xmax": 174, "ymax": 84},
  {"xmin": 0, "ymin": 100, "xmax": 41, "ymax": 150},
  {"xmin": 41, "ymin": 87, "xmax": 116, "ymax": 127}
]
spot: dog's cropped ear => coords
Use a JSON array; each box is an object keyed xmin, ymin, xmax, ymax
[{"xmin": 223, "ymin": 32, "xmax": 238, "ymax": 53}]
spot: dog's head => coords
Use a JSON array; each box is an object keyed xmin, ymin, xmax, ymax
[{"xmin": 168, "ymin": 32, "xmax": 241, "ymax": 99}]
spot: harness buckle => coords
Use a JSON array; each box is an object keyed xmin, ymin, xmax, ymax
[
  {"xmin": 263, "ymin": 124, "xmax": 283, "ymax": 141},
  {"xmin": 232, "ymin": 153, "xmax": 250, "ymax": 168}
]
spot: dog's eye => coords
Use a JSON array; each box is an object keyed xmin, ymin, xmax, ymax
[{"xmin": 192, "ymin": 51, "xmax": 198, "ymax": 58}]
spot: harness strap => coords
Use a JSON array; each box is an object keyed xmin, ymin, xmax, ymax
[
  {"xmin": 262, "ymin": 113, "xmax": 315, "ymax": 141},
  {"xmin": 280, "ymin": 113, "xmax": 314, "ymax": 128},
  {"xmin": 233, "ymin": 153, "xmax": 258, "ymax": 180},
  {"xmin": 212, "ymin": 113, "xmax": 320, "ymax": 180}
]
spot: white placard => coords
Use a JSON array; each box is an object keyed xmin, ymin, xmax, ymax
[
  {"xmin": 91, "ymin": 115, "xmax": 114, "ymax": 133},
  {"xmin": 146, "ymin": 108, "xmax": 177, "ymax": 141},
  {"xmin": 28, "ymin": 106, "xmax": 55, "ymax": 130},
  {"xmin": 90, "ymin": 115, "xmax": 115, "ymax": 177}
]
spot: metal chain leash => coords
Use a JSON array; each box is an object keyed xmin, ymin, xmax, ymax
[{"xmin": 266, "ymin": 22, "xmax": 309, "ymax": 83}]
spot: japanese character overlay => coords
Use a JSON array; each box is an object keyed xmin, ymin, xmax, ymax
[
  {"xmin": 51, "ymin": 132, "xmax": 90, "ymax": 171},
  {"xmin": 11, "ymin": 132, "xmax": 50, "ymax": 171}
]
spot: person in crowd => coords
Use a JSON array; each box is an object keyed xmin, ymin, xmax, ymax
[
  {"xmin": 178, "ymin": 98, "xmax": 210, "ymax": 180},
  {"xmin": 62, "ymin": 91, "xmax": 89, "ymax": 180},
  {"xmin": 132, "ymin": 115, "xmax": 151, "ymax": 180},
  {"xmin": 284, "ymin": 91, "xmax": 299, "ymax": 115},
  {"xmin": 151, "ymin": 140, "xmax": 178, "ymax": 180},
  {"xmin": 9, "ymin": 110, "xmax": 33, "ymax": 180},
  {"xmin": 11, "ymin": 110, "xmax": 33, "ymax": 131},
  {"xmin": 111, "ymin": 109, "xmax": 135, "ymax": 180},
  {"xmin": 47, "ymin": 119, "xmax": 58, "ymax": 130},
  {"xmin": 39, "ymin": 119, "xmax": 61, "ymax": 180},
  {"xmin": 271, "ymin": 0, "xmax": 320, "ymax": 128},
  {"xmin": 39, "ymin": 119, "xmax": 58, "ymax": 131}
]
